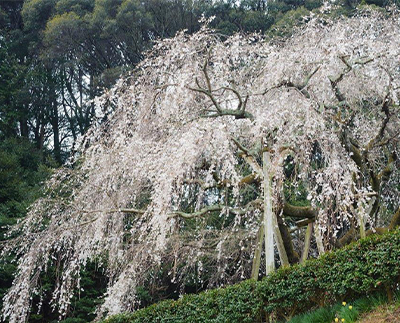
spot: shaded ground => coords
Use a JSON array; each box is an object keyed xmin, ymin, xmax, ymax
[{"xmin": 357, "ymin": 303, "xmax": 400, "ymax": 323}]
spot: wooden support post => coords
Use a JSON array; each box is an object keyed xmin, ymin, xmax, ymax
[
  {"xmin": 315, "ymin": 223, "xmax": 325, "ymax": 255},
  {"xmin": 272, "ymin": 213, "xmax": 290, "ymax": 267},
  {"xmin": 263, "ymin": 151, "xmax": 275, "ymax": 274},
  {"xmin": 251, "ymin": 224, "xmax": 264, "ymax": 280},
  {"xmin": 358, "ymin": 209, "xmax": 366, "ymax": 239},
  {"xmin": 301, "ymin": 222, "xmax": 313, "ymax": 264}
]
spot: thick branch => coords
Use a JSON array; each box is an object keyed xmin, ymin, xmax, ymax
[
  {"xmin": 328, "ymin": 55, "xmax": 354, "ymax": 103},
  {"xmin": 341, "ymin": 130, "xmax": 364, "ymax": 170},
  {"xmin": 239, "ymin": 173, "xmax": 259, "ymax": 186},
  {"xmin": 190, "ymin": 84, "xmax": 223, "ymax": 113},
  {"xmin": 283, "ymin": 203, "xmax": 317, "ymax": 219}
]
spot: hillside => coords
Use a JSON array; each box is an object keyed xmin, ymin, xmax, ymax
[{"xmin": 101, "ymin": 230, "xmax": 400, "ymax": 322}]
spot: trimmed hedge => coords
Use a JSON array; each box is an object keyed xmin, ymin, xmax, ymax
[{"xmin": 103, "ymin": 230, "xmax": 400, "ymax": 322}]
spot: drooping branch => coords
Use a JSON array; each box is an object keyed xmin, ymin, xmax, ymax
[
  {"xmin": 169, "ymin": 200, "xmax": 318, "ymax": 224},
  {"xmin": 59, "ymin": 208, "xmax": 147, "ymax": 230},
  {"xmin": 81, "ymin": 208, "xmax": 146, "ymax": 215}
]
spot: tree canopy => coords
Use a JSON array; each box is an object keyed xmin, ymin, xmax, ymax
[{"xmin": 1, "ymin": 8, "xmax": 399, "ymax": 322}]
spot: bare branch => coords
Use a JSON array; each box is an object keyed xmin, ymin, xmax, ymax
[
  {"xmin": 263, "ymin": 66, "xmax": 320, "ymax": 99},
  {"xmin": 188, "ymin": 56, "xmax": 254, "ymax": 120}
]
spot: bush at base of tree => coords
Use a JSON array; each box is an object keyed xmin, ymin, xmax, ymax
[{"xmin": 103, "ymin": 229, "xmax": 400, "ymax": 323}]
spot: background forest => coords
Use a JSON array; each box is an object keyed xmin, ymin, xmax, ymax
[{"xmin": 0, "ymin": 0, "xmax": 399, "ymax": 322}]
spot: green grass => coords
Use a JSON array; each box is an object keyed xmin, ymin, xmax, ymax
[{"xmin": 287, "ymin": 291, "xmax": 400, "ymax": 323}]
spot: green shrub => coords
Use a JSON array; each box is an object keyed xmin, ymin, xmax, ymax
[{"xmin": 103, "ymin": 230, "xmax": 400, "ymax": 322}]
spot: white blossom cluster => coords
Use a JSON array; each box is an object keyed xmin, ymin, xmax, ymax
[{"xmin": 2, "ymin": 9, "xmax": 399, "ymax": 322}]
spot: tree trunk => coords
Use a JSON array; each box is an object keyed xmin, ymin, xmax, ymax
[
  {"xmin": 52, "ymin": 101, "xmax": 61, "ymax": 164},
  {"xmin": 277, "ymin": 214, "xmax": 299, "ymax": 264},
  {"xmin": 50, "ymin": 76, "xmax": 61, "ymax": 164},
  {"xmin": 19, "ymin": 114, "xmax": 29, "ymax": 138}
]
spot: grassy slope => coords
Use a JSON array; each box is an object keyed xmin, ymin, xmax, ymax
[
  {"xmin": 356, "ymin": 301, "xmax": 400, "ymax": 323},
  {"xmin": 287, "ymin": 292, "xmax": 400, "ymax": 323}
]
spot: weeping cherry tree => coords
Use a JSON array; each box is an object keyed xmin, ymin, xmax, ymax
[{"xmin": 2, "ymin": 9, "xmax": 400, "ymax": 322}]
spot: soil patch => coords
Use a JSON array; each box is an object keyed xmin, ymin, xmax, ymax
[{"xmin": 357, "ymin": 303, "xmax": 400, "ymax": 323}]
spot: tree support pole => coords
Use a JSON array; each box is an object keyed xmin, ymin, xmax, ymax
[
  {"xmin": 358, "ymin": 209, "xmax": 366, "ymax": 239},
  {"xmin": 315, "ymin": 223, "xmax": 325, "ymax": 255},
  {"xmin": 301, "ymin": 222, "xmax": 313, "ymax": 264},
  {"xmin": 272, "ymin": 213, "xmax": 290, "ymax": 267},
  {"xmin": 251, "ymin": 224, "xmax": 264, "ymax": 280},
  {"xmin": 263, "ymin": 151, "xmax": 275, "ymax": 274}
]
